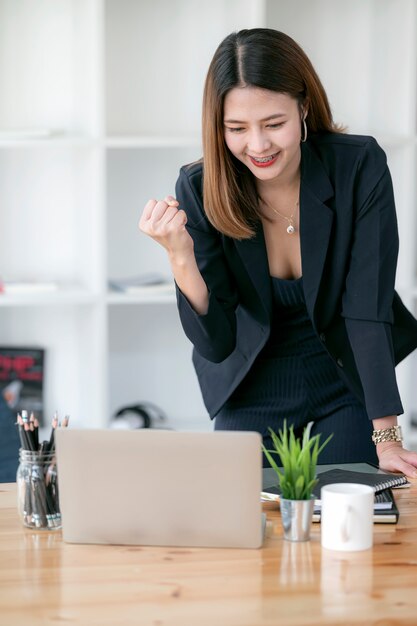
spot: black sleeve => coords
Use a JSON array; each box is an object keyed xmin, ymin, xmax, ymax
[
  {"xmin": 341, "ymin": 139, "xmax": 403, "ymax": 419},
  {"xmin": 174, "ymin": 166, "xmax": 239, "ymax": 363},
  {"xmin": 344, "ymin": 318, "xmax": 403, "ymax": 419}
]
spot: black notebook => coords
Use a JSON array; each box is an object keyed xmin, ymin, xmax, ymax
[
  {"xmin": 312, "ymin": 468, "xmax": 409, "ymax": 503},
  {"xmin": 262, "ymin": 467, "xmax": 409, "ymax": 500},
  {"xmin": 312, "ymin": 488, "xmax": 400, "ymax": 524}
]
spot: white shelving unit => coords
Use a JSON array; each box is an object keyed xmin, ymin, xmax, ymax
[{"xmin": 1, "ymin": 0, "xmax": 416, "ymax": 444}]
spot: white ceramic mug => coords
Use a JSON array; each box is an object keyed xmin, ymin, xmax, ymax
[{"xmin": 321, "ymin": 483, "xmax": 374, "ymax": 551}]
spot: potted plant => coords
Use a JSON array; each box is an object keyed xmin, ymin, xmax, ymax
[{"xmin": 263, "ymin": 421, "xmax": 333, "ymax": 542}]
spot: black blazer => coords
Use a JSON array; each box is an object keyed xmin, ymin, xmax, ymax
[{"xmin": 175, "ymin": 133, "xmax": 417, "ymax": 420}]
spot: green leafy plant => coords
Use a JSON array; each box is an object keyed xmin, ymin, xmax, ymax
[{"xmin": 263, "ymin": 421, "xmax": 333, "ymax": 500}]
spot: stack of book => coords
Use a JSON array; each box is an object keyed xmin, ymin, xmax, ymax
[
  {"xmin": 310, "ymin": 468, "xmax": 409, "ymax": 524},
  {"xmin": 262, "ymin": 466, "xmax": 410, "ymax": 524}
]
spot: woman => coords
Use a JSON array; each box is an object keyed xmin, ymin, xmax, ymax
[{"xmin": 140, "ymin": 29, "xmax": 417, "ymax": 476}]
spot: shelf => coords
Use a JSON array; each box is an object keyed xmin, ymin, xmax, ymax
[
  {"xmin": 107, "ymin": 291, "xmax": 176, "ymax": 305},
  {"xmin": 0, "ymin": 287, "xmax": 98, "ymax": 307},
  {"xmin": 105, "ymin": 135, "xmax": 202, "ymax": 149},
  {"xmin": 0, "ymin": 135, "xmax": 99, "ymax": 149}
]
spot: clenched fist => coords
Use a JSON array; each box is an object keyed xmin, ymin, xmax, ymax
[{"xmin": 139, "ymin": 196, "xmax": 194, "ymax": 263}]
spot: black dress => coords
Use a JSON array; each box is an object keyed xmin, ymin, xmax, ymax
[{"xmin": 214, "ymin": 276, "xmax": 378, "ymax": 466}]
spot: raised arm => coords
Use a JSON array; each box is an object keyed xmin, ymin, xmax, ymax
[
  {"xmin": 139, "ymin": 166, "xmax": 239, "ymax": 362},
  {"xmin": 139, "ymin": 195, "xmax": 209, "ymax": 315}
]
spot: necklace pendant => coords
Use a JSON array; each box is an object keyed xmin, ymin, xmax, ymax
[{"xmin": 286, "ymin": 224, "xmax": 295, "ymax": 235}]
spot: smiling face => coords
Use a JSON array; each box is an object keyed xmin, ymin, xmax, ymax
[{"xmin": 223, "ymin": 86, "xmax": 304, "ymax": 189}]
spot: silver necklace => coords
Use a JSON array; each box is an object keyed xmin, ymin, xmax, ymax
[{"xmin": 269, "ymin": 200, "xmax": 299, "ymax": 235}]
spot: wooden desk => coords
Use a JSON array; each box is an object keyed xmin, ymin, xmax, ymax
[{"xmin": 1, "ymin": 481, "xmax": 417, "ymax": 626}]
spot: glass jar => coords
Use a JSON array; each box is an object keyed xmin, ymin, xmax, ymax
[{"xmin": 16, "ymin": 449, "xmax": 61, "ymax": 530}]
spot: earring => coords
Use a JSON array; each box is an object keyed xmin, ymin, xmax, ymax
[{"xmin": 301, "ymin": 117, "xmax": 308, "ymax": 143}]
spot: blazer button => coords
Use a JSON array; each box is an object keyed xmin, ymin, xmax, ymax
[
  {"xmin": 319, "ymin": 332, "xmax": 326, "ymax": 343},
  {"xmin": 336, "ymin": 358, "xmax": 344, "ymax": 368}
]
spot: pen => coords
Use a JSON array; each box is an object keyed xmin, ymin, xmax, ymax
[{"xmin": 48, "ymin": 411, "xmax": 58, "ymax": 452}]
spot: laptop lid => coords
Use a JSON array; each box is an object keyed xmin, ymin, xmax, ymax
[{"xmin": 55, "ymin": 429, "xmax": 263, "ymax": 549}]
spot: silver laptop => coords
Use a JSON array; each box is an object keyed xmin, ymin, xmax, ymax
[{"xmin": 55, "ymin": 429, "xmax": 264, "ymax": 549}]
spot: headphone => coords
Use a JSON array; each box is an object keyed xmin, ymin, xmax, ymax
[{"xmin": 112, "ymin": 401, "xmax": 168, "ymax": 429}]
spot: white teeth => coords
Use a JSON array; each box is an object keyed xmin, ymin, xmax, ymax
[{"xmin": 251, "ymin": 154, "xmax": 277, "ymax": 163}]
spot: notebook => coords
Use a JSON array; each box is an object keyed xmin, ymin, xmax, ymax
[
  {"xmin": 262, "ymin": 463, "xmax": 409, "ymax": 502},
  {"xmin": 312, "ymin": 489, "xmax": 400, "ymax": 524},
  {"xmin": 55, "ymin": 429, "xmax": 264, "ymax": 549},
  {"xmin": 311, "ymin": 467, "xmax": 409, "ymax": 502}
]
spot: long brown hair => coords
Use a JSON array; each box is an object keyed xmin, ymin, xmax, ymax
[{"xmin": 202, "ymin": 28, "xmax": 341, "ymax": 239}]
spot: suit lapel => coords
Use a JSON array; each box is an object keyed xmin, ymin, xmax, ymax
[
  {"xmin": 234, "ymin": 139, "xmax": 334, "ymax": 324},
  {"xmin": 234, "ymin": 222, "xmax": 273, "ymax": 318},
  {"xmin": 300, "ymin": 140, "xmax": 334, "ymax": 325}
]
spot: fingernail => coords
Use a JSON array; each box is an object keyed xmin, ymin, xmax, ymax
[{"xmin": 167, "ymin": 200, "xmax": 178, "ymax": 207}]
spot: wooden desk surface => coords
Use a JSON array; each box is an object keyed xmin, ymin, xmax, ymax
[{"xmin": 1, "ymin": 481, "xmax": 417, "ymax": 626}]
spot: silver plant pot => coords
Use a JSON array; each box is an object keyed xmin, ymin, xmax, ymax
[{"xmin": 280, "ymin": 497, "xmax": 315, "ymax": 541}]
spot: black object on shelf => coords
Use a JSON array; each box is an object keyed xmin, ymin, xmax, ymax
[
  {"xmin": 0, "ymin": 347, "xmax": 45, "ymax": 424},
  {"xmin": 112, "ymin": 402, "xmax": 170, "ymax": 430}
]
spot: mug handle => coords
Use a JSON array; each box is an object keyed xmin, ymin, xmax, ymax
[{"xmin": 340, "ymin": 505, "xmax": 353, "ymax": 543}]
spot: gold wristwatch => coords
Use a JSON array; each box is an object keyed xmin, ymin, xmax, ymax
[{"xmin": 371, "ymin": 424, "xmax": 403, "ymax": 445}]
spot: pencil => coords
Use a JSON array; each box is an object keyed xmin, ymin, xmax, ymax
[
  {"xmin": 16, "ymin": 413, "xmax": 29, "ymax": 450},
  {"xmin": 24, "ymin": 422, "xmax": 36, "ymax": 452},
  {"xmin": 30, "ymin": 412, "xmax": 39, "ymax": 449},
  {"xmin": 48, "ymin": 412, "xmax": 59, "ymax": 452}
]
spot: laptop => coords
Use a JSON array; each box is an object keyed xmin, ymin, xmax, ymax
[{"xmin": 55, "ymin": 429, "xmax": 264, "ymax": 549}]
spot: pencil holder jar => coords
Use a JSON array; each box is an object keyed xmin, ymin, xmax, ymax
[{"xmin": 16, "ymin": 449, "xmax": 61, "ymax": 530}]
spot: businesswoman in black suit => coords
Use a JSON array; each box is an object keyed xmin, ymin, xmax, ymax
[{"xmin": 140, "ymin": 29, "xmax": 417, "ymax": 477}]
